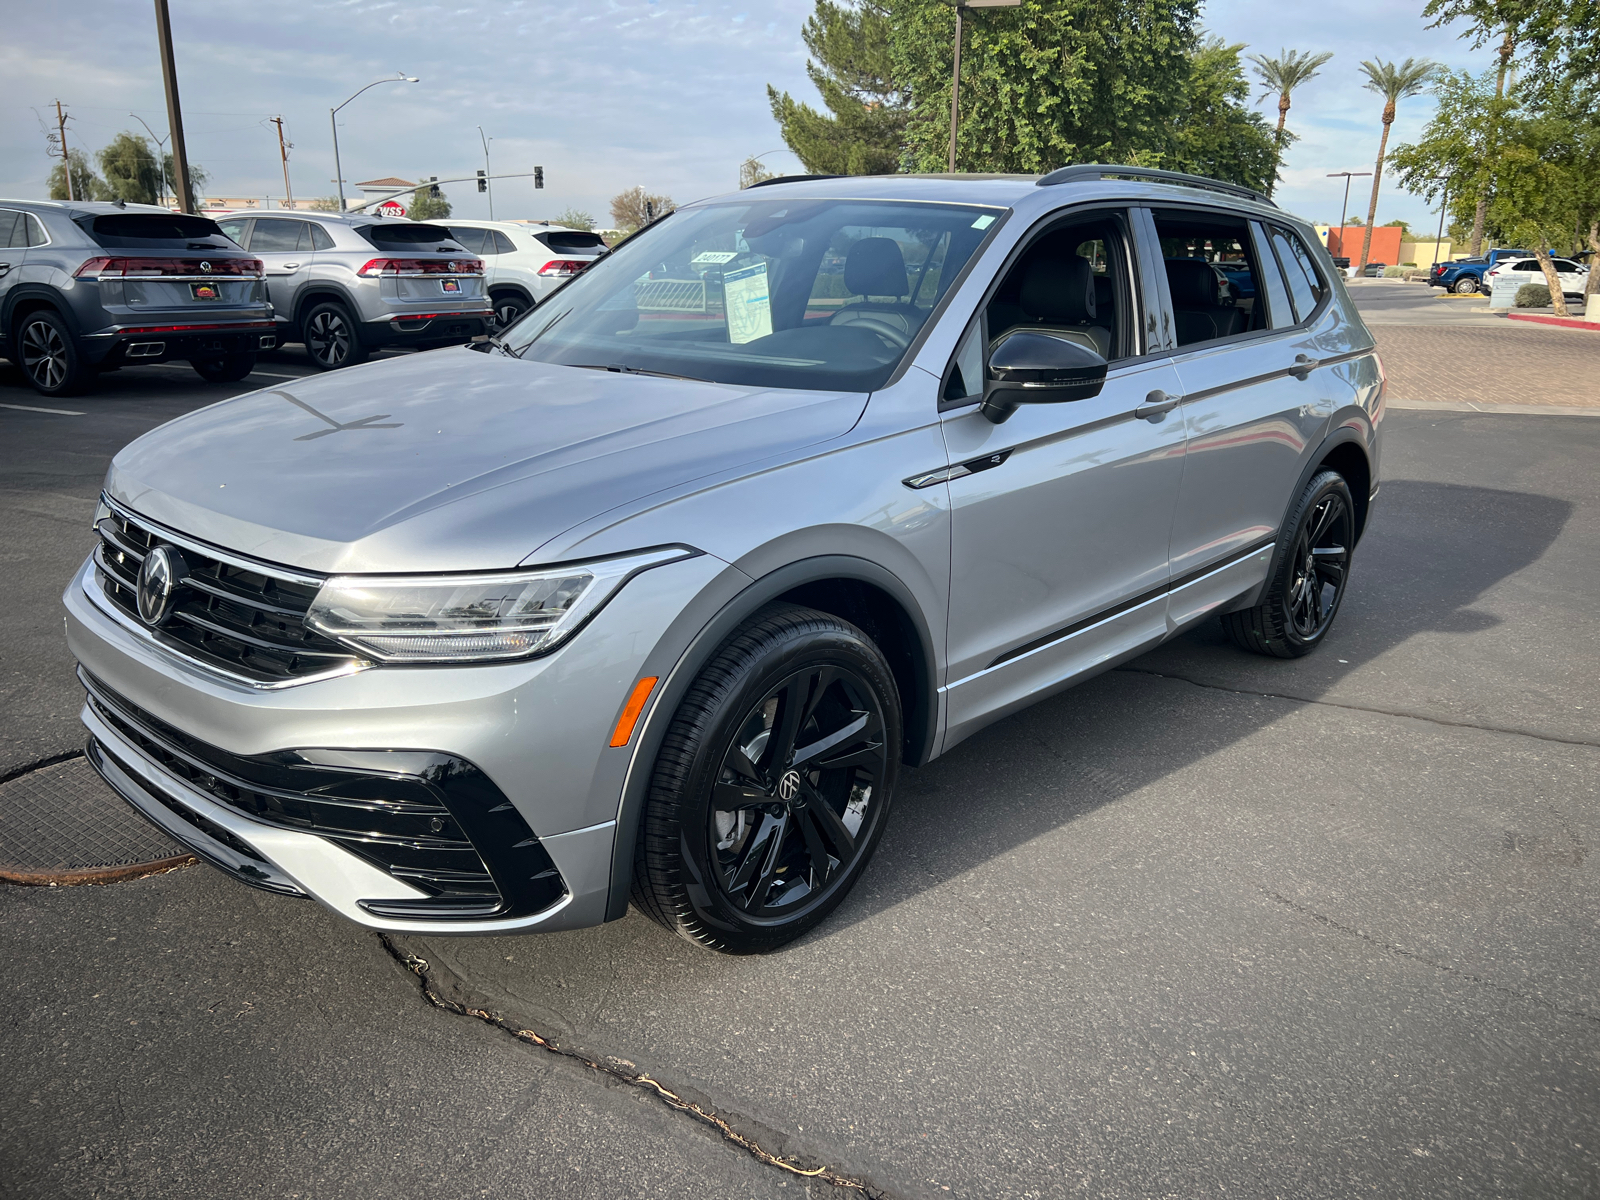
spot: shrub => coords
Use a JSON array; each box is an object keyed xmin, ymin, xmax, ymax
[
  {"xmin": 1515, "ymin": 282, "xmax": 1553, "ymax": 307},
  {"xmin": 1401, "ymin": 262, "xmax": 1418, "ymax": 267},
  {"xmin": 1383, "ymin": 266, "xmax": 1407, "ymax": 278}
]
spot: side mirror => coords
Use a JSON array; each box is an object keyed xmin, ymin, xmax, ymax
[{"xmin": 980, "ymin": 331, "xmax": 1108, "ymax": 424}]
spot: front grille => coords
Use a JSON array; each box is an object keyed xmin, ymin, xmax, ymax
[
  {"xmin": 93, "ymin": 506, "xmax": 360, "ymax": 684},
  {"xmin": 81, "ymin": 670, "xmax": 567, "ymax": 918}
]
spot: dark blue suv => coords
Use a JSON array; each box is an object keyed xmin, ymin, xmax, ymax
[{"xmin": 1430, "ymin": 249, "xmax": 1529, "ymax": 295}]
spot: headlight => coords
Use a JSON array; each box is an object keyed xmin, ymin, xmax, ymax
[{"xmin": 305, "ymin": 546, "xmax": 696, "ymax": 663}]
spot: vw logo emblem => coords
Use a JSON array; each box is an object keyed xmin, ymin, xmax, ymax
[
  {"xmin": 199, "ymin": 261, "xmax": 211, "ymax": 272},
  {"xmin": 777, "ymin": 770, "xmax": 802, "ymax": 803},
  {"xmin": 136, "ymin": 545, "xmax": 185, "ymax": 627}
]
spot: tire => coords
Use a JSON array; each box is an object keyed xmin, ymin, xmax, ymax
[
  {"xmin": 632, "ymin": 603, "xmax": 902, "ymax": 954},
  {"xmin": 1453, "ymin": 276, "xmax": 1479, "ymax": 295},
  {"xmin": 190, "ymin": 353, "xmax": 256, "ymax": 383},
  {"xmin": 490, "ymin": 292, "xmax": 529, "ymax": 332},
  {"xmin": 15, "ymin": 309, "xmax": 93, "ymax": 397},
  {"xmin": 1222, "ymin": 471, "xmax": 1356, "ymax": 659},
  {"xmin": 302, "ymin": 301, "xmax": 366, "ymax": 370}
]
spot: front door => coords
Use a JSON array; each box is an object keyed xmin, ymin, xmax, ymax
[
  {"xmin": 246, "ymin": 218, "xmax": 318, "ymax": 334},
  {"xmin": 939, "ymin": 209, "xmax": 1187, "ymax": 751}
]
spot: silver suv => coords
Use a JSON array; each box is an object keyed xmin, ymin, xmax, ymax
[
  {"xmin": 66, "ymin": 169, "xmax": 1384, "ymax": 953},
  {"xmin": 213, "ymin": 210, "xmax": 489, "ymax": 369},
  {"xmin": 0, "ymin": 200, "xmax": 273, "ymax": 395}
]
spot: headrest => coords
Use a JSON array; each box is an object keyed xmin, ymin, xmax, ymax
[
  {"xmin": 845, "ymin": 237, "xmax": 909, "ymax": 299},
  {"xmin": 1165, "ymin": 258, "xmax": 1219, "ymax": 308},
  {"xmin": 1020, "ymin": 255, "xmax": 1097, "ymax": 323}
]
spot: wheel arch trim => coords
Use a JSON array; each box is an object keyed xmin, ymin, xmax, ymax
[{"xmin": 603, "ymin": 554, "xmax": 940, "ymax": 921}]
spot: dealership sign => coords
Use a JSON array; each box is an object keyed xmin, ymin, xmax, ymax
[{"xmin": 375, "ymin": 199, "xmax": 407, "ymax": 218}]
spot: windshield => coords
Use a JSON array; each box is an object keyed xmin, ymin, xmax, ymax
[{"xmin": 503, "ymin": 198, "xmax": 1003, "ymax": 391}]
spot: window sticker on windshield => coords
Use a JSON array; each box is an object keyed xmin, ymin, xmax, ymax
[
  {"xmin": 971, "ymin": 214, "xmax": 996, "ymax": 230},
  {"xmin": 724, "ymin": 261, "xmax": 773, "ymax": 344},
  {"xmin": 692, "ymin": 251, "xmax": 738, "ymax": 265}
]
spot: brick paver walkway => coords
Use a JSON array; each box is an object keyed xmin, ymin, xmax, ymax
[{"xmin": 1375, "ymin": 324, "xmax": 1599, "ymax": 408}]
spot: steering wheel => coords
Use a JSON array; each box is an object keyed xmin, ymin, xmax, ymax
[{"xmin": 847, "ymin": 314, "xmax": 913, "ymax": 351}]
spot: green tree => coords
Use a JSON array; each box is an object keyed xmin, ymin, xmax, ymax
[
  {"xmin": 1355, "ymin": 58, "xmax": 1438, "ymax": 271},
  {"xmin": 1247, "ymin": 48, "xmax": 1334, "ymax": 197},
  {"xmin": 1487, "ymin": 104, "xmax": 1586, "ymax": 315},
  {"xmin": 308, "ymin": 196, "xmax": 342, "ymax": 212},
  {"xmin": 160, "ymin": 153, "xmax": 208, "ymax": 204},
  {"xmin": 610, "ymin": 186, "xmax": 674, "ymax": 234},
  {"xmin": 98, "ymin": 132, "xmax": 163, "ymax": 205},
  {"xmin": 1169, "ymin": 37, "xmax": 1278, "ymax": 192},
  {"xmin": 768, "ymin": 1, "xmax": 909, "ymax": 174},
  {"xmin": 554, "ymin": 207, "xmax": 595, "ymax": 231},
  {"xmin": 1389, "ymin": 69, "xmax": 1510, "ymax": 252},
  {"xmin": 408, "ymin": 180, "xmax": 452, "ymax": 221},
  {"xmin": 740, "ymin": 157, "xmax": 779, "ymax": 188},
  {"xmin": 49, "ymin": 149, "xmax": 108, "ymax": 201}
]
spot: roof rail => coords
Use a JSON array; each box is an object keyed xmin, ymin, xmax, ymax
[
  {"xmin": 1037, "ymin": 164, "xmax": 1275, "ymax": 207},
  {"xmin": 743, "ymin": 174, "xmax": 844, "ymax": 189}
]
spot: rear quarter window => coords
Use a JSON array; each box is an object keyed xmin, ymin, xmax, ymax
[
  {"xmin": 357, "ymin": 223, "xmax": 465, "ymax": 251},
  {"xmin": 76, "ymin": 213, "xmax": 233, "ymax": 249}
]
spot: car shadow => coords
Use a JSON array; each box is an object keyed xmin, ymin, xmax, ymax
[{"xmin": 816, "ymin": 478, "xmax": 1574, "ymax": 937}]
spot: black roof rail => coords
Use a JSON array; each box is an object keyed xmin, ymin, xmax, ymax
[
  {"xmin": 743, "ymin": 174, "xmax": 845, "ymax": 189},
  {"xmin": 1037, "ymin": 164, "xmax": 1275, "ymax": 207}
]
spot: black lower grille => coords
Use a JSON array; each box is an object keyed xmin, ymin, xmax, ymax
[
  {"xmin": 81, "ymin": 670, "xmax": 566, "ymax": 918},
  {"xmin": 94, "ymin": 504, "xmax": 360, "ymax": 684}
]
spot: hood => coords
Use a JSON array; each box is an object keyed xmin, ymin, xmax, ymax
[{"xmin": 107, "ymin": 348, "xmax": 868, "ymax": 573}]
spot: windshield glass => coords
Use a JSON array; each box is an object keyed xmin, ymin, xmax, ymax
[{"xmin": 503, "ymin": 198, "xmax": 1003, "ymax": 391}]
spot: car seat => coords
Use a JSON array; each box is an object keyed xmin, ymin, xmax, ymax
[
  {"xmin": 1165, "ymin": 258, "xmax": 1244, "ymax": 344},
  {"xmin": 992, "ymin": 255, "xmax": 1111, "ymax": 358},
  {"xmin": 828, "ymin": 237, "xmax": 924, "ymax": 343}
]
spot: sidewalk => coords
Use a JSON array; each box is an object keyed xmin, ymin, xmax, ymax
[{"xmin": 1373, "ymin": 323, "xmax": 1600, "ymax": 409}]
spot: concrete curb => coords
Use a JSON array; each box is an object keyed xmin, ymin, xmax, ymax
[
  {"xmin": 1506, "ymin": 312, "xmax": 1599, "ymax": 331},
  {"xmin": 1388, "ymin": 398, "xmax": 1600, "ymax": 417}
]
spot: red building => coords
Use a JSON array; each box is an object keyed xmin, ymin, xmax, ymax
[{"xmin": 1326, "ymin": 225, "xmax": 1402, "ymax": 265}]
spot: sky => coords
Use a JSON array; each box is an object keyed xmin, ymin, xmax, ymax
[{"xmin": 1, "ymin": 0, "xmax": 1496, "ymax": 234}]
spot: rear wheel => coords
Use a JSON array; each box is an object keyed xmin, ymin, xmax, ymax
[
  {"xmin": 302, "ymin": 301, "xmax": 366, "ymax": 370},
  {"xmin": 1222, "ymin": 471, "xmax": 1355, "ymax": 659},
  {"xmin": 1453, "ymin": 276, "xmax": 1479, "ymax": 295},
  {"xmin": 190, "ymin": 353, "xmax": 256, "ymax": 383},
  {"xmin": 16, "ymin": 310, "xmax": 93, "ymax": 397},
  {"xmin": 632, "ymin": 604, "xmax": 901, "ymax": 954}
]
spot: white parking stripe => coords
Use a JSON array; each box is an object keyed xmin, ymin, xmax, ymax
[
  {"xmin": 0, "ymin": 402, "xmax": 85, "ymax": 416},
  {"xmin": 243, "ymin": 371, "xmax": 312, "ymax": 381}
]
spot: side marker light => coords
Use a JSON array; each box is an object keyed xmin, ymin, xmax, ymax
[{"xmin": 610, "ymin": 676, "xmax": 659, "ymax": 747}]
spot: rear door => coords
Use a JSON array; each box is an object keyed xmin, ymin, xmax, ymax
[
  {"xmin": 1151, "ymin": 208, "xmax": 1341, "ymax": 627},
  {"xmin": 0, "ymin": 210, "xmax": 26, "ymax": 339},
  {"xmin": 248, "ymin": 218, "xmax": 317, "ymax": 318}
]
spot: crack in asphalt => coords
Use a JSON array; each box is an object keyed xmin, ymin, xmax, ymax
[
  {"xmin": 1115, "ymin": 667, "xmax": 1600, "ymax": 749},
  {"xmin": 1257, "ymin": 888, "xmax": 1600, "ymax": 1027},
  {"xmin": 0, "ymin": 749, "xmax": 84, "ymax": 788},
  {"xmin": 375, "ymin": 934, "xmax": 890, "ymax": 1198}
]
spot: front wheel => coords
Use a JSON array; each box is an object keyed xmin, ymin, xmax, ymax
[
  {"xmin": 1222, "ymin": 471, "xmax": 1356, "ymax": 659},
  {"xmin": 302, "ymin": 301, "xmax": 366, "ymax": 371},
  {"xmin": 632, "ymin": 604, "xmax": 901, "ymax": 954},
  {"xmin": 191, "ymin": 353, "xmax": 256, "ymax": 383}
]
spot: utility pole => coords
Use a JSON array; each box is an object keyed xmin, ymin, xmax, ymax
[
  {"xmin": 152, "ymin": 0, "xmax": 196, "ymax": 213},
  {"xmin": 478, "ymin": 126, "xmax": 494, "ymax": 220},
  {"xmin": 54, "ymin": 100, "xmax": 74, "ymax": 200},
  {"xmin": 1325, "ymin": 171, "xmax": 1371, "ymax": 266},
  {"xmin": 943, "ymin": 0, "xmax": 1020, "ymax": 173},
  {"xmin": 271, "ymin": 116, "xmax": 293, "ymax": 209}
]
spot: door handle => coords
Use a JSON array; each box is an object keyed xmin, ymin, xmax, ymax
[
  {"xmin": 282, "ymin": 262, "xmax": 301, "ymax": 270},
  {"xmin": 1290, "ymin": 353, "xmax": 1316, "ymax": 380},
  {"xmin": 1134, "ymin": 390, "xmax": 1180, "ymax": 420},
  {"xmin": 0, "ymin": 263, "xmax": 10, "ymax": 276}
]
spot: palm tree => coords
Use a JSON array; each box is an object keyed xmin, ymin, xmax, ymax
[
  {"xmin": 1247, "ymin": 49, "xmax": 1334, "ymax": 197},
  {"xmin": 1355, "ymin": 58, "xmax": 1438, "ymax": 271}
]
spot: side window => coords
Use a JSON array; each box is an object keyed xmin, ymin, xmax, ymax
[
  {"xmin": 1267, "ymin": 226, "xmax": 1325, "ymax": 321},
  {"xmin": 216, "ymin": 217, "xmax": 250, "ymax": 247},
  {"xmin": 1151, "ymin": 209, "xmax": 1268, "ymax": 347},
  {"xmin": 249, "ymin": 220, "xmax": 304, "ymax": 253},
  {"xmin": 490, "ymin": 230, "xmax": 517, "ymax": 255},
  {"xmin": 943, "ymin": 316, "xmax": 984, "ymax": 402},
  {"xmin": 0, "ymin": 210, "xmax": 20, "ymax": 249},
  {"xmin": 1250, "ymin": 223, "xmax": 1297, "ymax": 329},
  {"xmin": 449, "ymin": 227, "xmax": 489, "ymax": 255},
  {"xmin": 982, "ymin": 211, "xmax": 1134, "ymax": 363},
  {"xmin": 24, "ymin": 214, "xmax": 50, "ymax": 246},
  {"xmin": 309, "ymin": 223, "xmax": 335, "ymax": 251}
]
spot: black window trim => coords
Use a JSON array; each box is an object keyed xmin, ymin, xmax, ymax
[{"xmin": 936, "ymin": 202, "xmax": 1153, "ymax": 413}]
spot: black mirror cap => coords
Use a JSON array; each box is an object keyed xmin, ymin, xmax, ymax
[{"xmin": 981, "ymin": 331, "xmax": 1108, "ymax": 423}]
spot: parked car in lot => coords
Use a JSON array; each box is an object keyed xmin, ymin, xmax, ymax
[
  {"xmin": 442, "ymin": 220, "xmax": 608, "ymax": 329},
  {"xmin": 212, "ymin": 211, "xmax": 488, "ymax": 369},
  {"xmin": 1429, "ymin": 248, "xmax": 1530, "ymax": 294},
  {"xmin": 1360, "ymin": 261, "xmax": 1387, "ymax": 277},
  {"xmin": 67, "ymin": 167, "xmax": 1383, "ymax": 952},
  {"xmin": 0, "ymin": 200, "xmax": 272, "ymax": 396},
  {"xmin": 1484, "ymin": 256, "xmax": 1589, "ymax": 299}
]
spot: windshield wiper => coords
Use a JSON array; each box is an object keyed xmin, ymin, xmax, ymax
[
  {"xmin": 572, "ymin": 364, "xmax": 704, "ymax": 382},
  {"xmin": 472, "ymin": 332, "xmax": 516, "ymax": 357}
]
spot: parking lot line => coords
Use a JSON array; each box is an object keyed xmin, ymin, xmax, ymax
[
  {"xmin": 246, "ymin": 371, "xmax": 313, "ymax": 381},
  {"xmin": 0, "ymin": 402, "xmax": 85, "ymax": 416}
]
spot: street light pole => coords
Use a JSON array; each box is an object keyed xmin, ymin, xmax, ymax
[
  {"xmin": 331, "ymin": 73, "xmax": 418, "ymax": 211},
  {"xmin": 1430, "ymin": 175, "xmax": 1451, "ymax": 269},
  {"xmin": 130, "ymin": 113, "xmax": 170, "ymax": 207},
  {"xmin": 478, "ymin": 126, "xmax": 494, "ymax": 220},
  {"xmin": 944, "ymin": 0, "xmax": 1021, "ymax": 173},
  {"xmin": 1326, "ymin": 171, "xmax": 1372, "ymax": 264}
]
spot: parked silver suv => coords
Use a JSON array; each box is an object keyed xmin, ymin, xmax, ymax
[
  {"xmin": 213, "ymin": 210, "xmax": 489, "ymax": 369},
  {"xmin": 0, "ymin": 200, "xmax": 272, "ymax": 395},
  {"xmin": 67, "ymin": 169, "xmax": 1384, "ymax": 953}
]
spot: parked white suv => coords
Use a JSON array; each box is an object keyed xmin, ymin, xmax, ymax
[
  {"xmin": 443, "ymin": 220, "xmax": 608, "ymax": 328},
  {"xmin": 1484, "ymin": 256, "xmax": 1589, "ymax": 300}
]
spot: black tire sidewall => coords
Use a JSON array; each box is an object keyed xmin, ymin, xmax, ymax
[
  {"xmin": 302, "ymin": 302, "xmax": 362, "ymax": 370},
  {"xmin": 1264, "ymin": 471, "xmax": 1355, "ymax": 654},
  {"xmin": 642, "ymin": 607, "xmax": 901, "ymax": 952},
  {"xmin": 18, "ymin": 310, "xmax": 90, "ymax": 396}
]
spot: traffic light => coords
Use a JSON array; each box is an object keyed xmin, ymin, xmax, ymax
[
  {"xmin": 534, "ymin": 166, "xmax": 544, "ymax": 189},
  {"xmin": 428, "ymin": 176, "xmax": 440, "ymax": 199},
  {"xmin": 477, "ymin": 170, "xmax": 486, "ymax": 193}
]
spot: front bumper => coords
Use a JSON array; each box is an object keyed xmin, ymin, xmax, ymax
[
  {"xmin": 82, "ymin": 319, "xmax": 277, "ymax": 366},
  {"xmin": 64, "ymin": 550, "xmax": 725, "ymax": 934}
]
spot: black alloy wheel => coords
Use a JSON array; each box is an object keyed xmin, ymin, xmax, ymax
[
  {"xmin": 491, "ymin": 293, "xmax": 528, "ymax": 332},
  {"xmin": 1223, "ymin": 470, "xmax": 1355, "ymax": 659},
  {"xmin": 191, "ymin": 353, "xmax": 256, "ymax": 384},
  {"xmin": 17, "ymin": 310, "xmax": 92, "ymax": 397},
  {"xmin": 633, "ymin": 604, "xmax": 901, "ymax": 954},
  {"xmin": 303, "ymin": 301, "xmax": 366, "ymax": 370}
]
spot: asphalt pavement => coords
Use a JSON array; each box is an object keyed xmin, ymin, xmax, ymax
[{"xmin": 2, "ymin": 334, "xmax": 1597, "ymax": 1198}]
